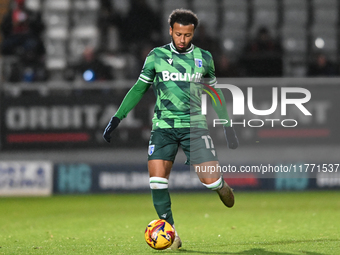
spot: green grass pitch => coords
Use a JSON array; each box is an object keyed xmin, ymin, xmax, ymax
[{"xmin": 0, "ymin": 191, "xmax": 339, "ymax": 254}]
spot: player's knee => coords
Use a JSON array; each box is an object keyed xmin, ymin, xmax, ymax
[
  {"xmin": 149, "ymin": 177, "xmax": 168, "ymax": 189},
  {"xmin": 202, "ymin": 176, "xmax": 223, "ymax": 191}
]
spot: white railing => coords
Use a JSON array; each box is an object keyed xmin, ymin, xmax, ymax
[{"xmin": 1, "ymin": 77, "xmax": 340, "ymax": 96}]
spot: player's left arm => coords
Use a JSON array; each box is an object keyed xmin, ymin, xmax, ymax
[{"xmin": 206, "ymin": 56, "xmax": 239, "ymax": 149}]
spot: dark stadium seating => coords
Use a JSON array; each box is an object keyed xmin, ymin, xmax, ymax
[{"xmin": 1, "ymin": 0, "xmax": 339, "ymax": 80}]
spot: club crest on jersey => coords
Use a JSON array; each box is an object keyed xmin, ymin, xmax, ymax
[
  {"xmin": 148, "ymin": 145, "xmax": 155, "ymax": 155},
  {"xmin": 195, "ymin": 58, "xmax": 202, "ymax": 68}
]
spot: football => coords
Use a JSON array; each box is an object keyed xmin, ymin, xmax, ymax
[{"xmin": 144, "ymin": 219, "xmax": 175, "ymax": 250}]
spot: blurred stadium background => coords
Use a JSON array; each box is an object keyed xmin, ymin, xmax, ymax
[{"xmin": 0, "ymin": 0, "xmax": 339, "ymax": 196}]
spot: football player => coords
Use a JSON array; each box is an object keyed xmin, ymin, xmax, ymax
[{"xmin": 103, "ymin": 9, "xmax": 238, "ymax": 250}]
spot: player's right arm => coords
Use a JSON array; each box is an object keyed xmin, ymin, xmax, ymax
[
  {"xmin": 114, "ymin": 79, "xmax": 152, "ymax": 120},
  {"xmin": 103, "ymin": 49, "xmax": 156, "ymax": 143}
]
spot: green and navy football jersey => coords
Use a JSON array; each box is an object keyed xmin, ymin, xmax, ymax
[{"xmin": 139, "ymin": 42, "xmax": 216, "ymax": 130}]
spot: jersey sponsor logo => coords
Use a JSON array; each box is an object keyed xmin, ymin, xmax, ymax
[
  {"xmin": 148, "ymin": 145, "xmax": 155, "ymax": 155},
  {"xmin": 161, "ymin": 71, "xmax": 203, "ymax": 82},
  {"xmin": 167, "ymin": 58, "xmax": 173, "ymax": 65},
  {"xmin": 195, "ymin": 58, "xmax": 203, "ymax": 68}
]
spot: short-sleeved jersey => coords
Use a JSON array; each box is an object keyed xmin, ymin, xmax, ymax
[{"xmin": 139, "ymin": 42, "xmax": 216, "ymax": 130}]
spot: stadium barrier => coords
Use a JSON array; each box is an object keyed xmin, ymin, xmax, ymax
[
  {"xmin": 51, "ymin": 162, "xmax": 340, "ymax": 194},
  {"xmin": 0, "ymin": 161, "xmax": 53, "ymax": 196},
  {"xmin": 0, "ymin": 77, "xmax": 339, "ymax": 150},
  {"xmin": 1, "ymin": 78, "xmax": 339, "ymax": 195},
  {"xmin": 2, "ymin": 161, "xmax": 339, "ymax": 196}
]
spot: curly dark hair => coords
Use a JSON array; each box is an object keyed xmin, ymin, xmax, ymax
[{"xmin": 168, "ymin": 9, "xmax": 199, "ymax": 29}]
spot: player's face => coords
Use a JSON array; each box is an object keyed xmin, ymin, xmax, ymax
[{"xmin": 170, "ymin": 22, "xmax": 195, "ymax": 52}]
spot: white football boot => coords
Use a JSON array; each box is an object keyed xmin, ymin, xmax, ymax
[{"xmin": 169, "ymin": 225, "xmax": 182, "ymax": 250}]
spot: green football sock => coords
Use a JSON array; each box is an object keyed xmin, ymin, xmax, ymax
[{"xmin": 151, "ymin": 188, "xmax": 174, "ymax": 225}]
